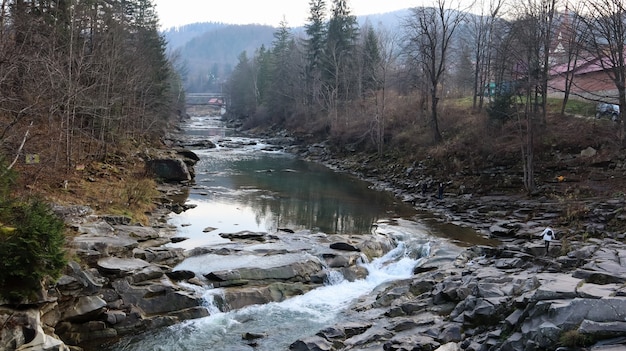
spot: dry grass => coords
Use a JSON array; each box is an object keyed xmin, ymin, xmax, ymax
[
  {"xmin": 319, "ymin": 92, "xmax": 626, "ymax": 199},
  {"xmin": 3, "ymin": 115, "xmax": 161, "ymax": 224}
]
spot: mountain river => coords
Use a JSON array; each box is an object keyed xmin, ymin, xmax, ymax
[{"xmin": 106, "ymin": 114, "xmax": 495, "ymax": 350}]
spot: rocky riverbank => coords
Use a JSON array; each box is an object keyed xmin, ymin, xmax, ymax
[
  {"xmin": 3, "ymin": 122, "xmax": 626, "ymax": 351},
  {"xmin": 0, "ymin": 133, "xmax": 409, "ymax": 351},
  {"xmin": 280, "ymin": 141, "xmax": 626, "ymax": 350},
  {"xmin": 0, "ymin": 149, "xmax": 207, "ymax": 351}
]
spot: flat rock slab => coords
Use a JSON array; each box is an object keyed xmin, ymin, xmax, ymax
[
  {"xmin": 219, "ymin": 231, "xmax": 267, "ymax": 241},
  {"xmin": 578, "ymin": 283, "xmax": 622, "ymax": 299},
  {"xmin": 175, "ymin": 252, "xmax": 317, "ymax": 276},
  {"xmin": 73, "ymin": 235, "xmax": 138, "ymax": 251},
  {"xmin": 75, "ymin": 221, "xmax": 115, "ymax": 236},
  {"xmin": 97, "ymin": 257, "xmax": 151, "ymax": 276},
  {"xmin": 115, "ymin": 225, "xmax": 161, "ymax": 241},
  {"xmin": 532, "ymin": 273, "xmax": 582, "ymax": 300}
]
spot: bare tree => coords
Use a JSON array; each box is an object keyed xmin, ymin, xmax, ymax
[
  {"xmin": 580, "ymin": 0, "xmax": 626, "ymax": 142},
  {"xmin": 404, "ymin": 0, "xmax": 469, "ymax": 143},
  {"xmin": 362, "ymin": 26, "xmax": 400, "ymax": 155},
  {"xmin": 469, "ymin": 0, "xmax": 506, "ymax": 111},
  {"xmin": 504, "ymin": 0, "xmax": 558, "ymax": 193},
  {"xmin": 548, "ymin": 4, "xmax": 588, "ymax": 116}
]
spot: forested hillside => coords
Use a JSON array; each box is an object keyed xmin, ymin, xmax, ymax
[
  {"xmin": 161, "ymin": 10, "xmax": 411, "ymax": 94},
  {"xmin": 168, "ymin": 24, "xmax": 276, "ymax": 93},
  {"xmin": 162, "ymin": 22, "xmax": 228, "ymax": 50},
  {"xmin": 0, "ymin": 0, "xmax": 181, "ymax": 300}
]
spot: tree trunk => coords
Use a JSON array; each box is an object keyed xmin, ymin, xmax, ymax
[{"xmin": 431, "ymin": 88, "xmax": 442, "ymax": 143}]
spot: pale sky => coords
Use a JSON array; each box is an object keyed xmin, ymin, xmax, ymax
[{"xmin": 153, "ymin": 0, "xmax": 422, "ymax": 29}]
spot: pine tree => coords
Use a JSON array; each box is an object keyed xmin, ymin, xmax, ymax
[
  {"xmin": 324, "ymin": 0, "xmax": 359, "ymax": 101},
  {"xmin": 362, "ymin": 25, "xmax": 382, "ymax": 95},
  {"xmin": 304, "ymin": 0, "xmax": 327, "ymax": 109}
]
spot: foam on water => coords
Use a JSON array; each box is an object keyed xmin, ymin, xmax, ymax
[{"xmin": 108, "ymin": 239, "xmax": 430, "ymax": 351}]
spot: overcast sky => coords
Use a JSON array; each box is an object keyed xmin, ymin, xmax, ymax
[{"xmin": 153, "ymin": 0, "xmax": 422, "ymax": 29}]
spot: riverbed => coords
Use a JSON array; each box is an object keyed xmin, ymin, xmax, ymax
[{"xmin": 107, "ymin": 114, "xmax": 493, "ymax": 350}]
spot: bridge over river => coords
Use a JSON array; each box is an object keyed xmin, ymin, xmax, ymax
[{"xmin": 186, "ymin": 93, "xmax": 226, "ymax": 106}]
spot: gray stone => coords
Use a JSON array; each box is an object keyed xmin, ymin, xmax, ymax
[
  {"xmin": 146, "ymin": 158, "xmax": 192, "ymax": 182},
  {"xmin": 489, "ymin": 224, "xmax": 512, "ymax": 237},
  {"xmin": 14, "ymin": 323, "xmax": 69, "ymax": 351},
  {"xmin": 316, "ymin": 326, "xmax": 345, "ymax": 340},
  {"xmin": 115, "ymin": 225, "xmax": 160, "ymax": 241},
  {"xmin": 112, "ymin": 280, "xmax": 203, "ymax": 315},
  {"xmin": 581, "ymin": 147, "xmax": 597, "ymax": 157},
  {"xmin": 205, "ymin": 260, "xmax": 323, "ymax": 284},
  {"xmin": 439, "ymin": 324, "xmax": 463, "ymax": 343},
  {"xmin": 325, "ymin": 254, "xmax": 350, "ymax": 268},
  {"xmin": 531, "ymin": 274, "xmax": 581, "ymax": 300},
  {"xmin": 573, "ymin": 269, "xmax": 626, "ymax": 285},
  {"xmin": 105, "ymin": 310, "xmax": 127, "ymax": 325},
  {"xmin": 242, "ymin": 332, "xmax": 267, "ymax": 340},
  {"xmin": 222, "ymin": 287, "xmax": 273, "ymax": 310},
  {"xmin": 97, "ymin": 257, "xmax": 151, "ymax": 277},
  {"xmin": 166, "ymin": 306, "xmax": 209, "ymax": 321},
  {"xmin": 73, "ymin": 235, "xmax": 138, "ymax": 259},
  {"xmin": 289, "ymin": 335, "xmax": 333, "ymax": 351},
  {"xmin": 578, "ymin": 320, "xmax": 626, "ymax": 338},
  {"xmin": 126, "ymin": 265, "xmax": 164, "ymax": 284},
  {"xmin": 61, "ymin": 296, "xmax": 107, "ymax": 322},
  {"xmin": 330, "ymin": 242, "xmax": 360, "ymax": 252},
  {"xmin": 577, "ymin": 282, "xmax": 621, "ymax": 299},
  {"xmin": 219, "ymin": 231, "xmax": 267, "ymax": 241},
  {"xmin": 166, "ymin": 270, "xmax": 195, "ymax": 281},
  {"xmin": 102, "ymin": 215, "xmax": 132, "ymax": 226}
]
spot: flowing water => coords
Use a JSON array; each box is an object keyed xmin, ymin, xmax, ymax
[
  {"xmin": 110, "ymin": 239, "xmax": 428, "ymax": 351},
  {"xmin": 106, "ymin": 114, "xmax": 494, "ymax": 350},
  {"xmin": 165, "ymin": 117, "xmax": 417, "ymax": 249}
]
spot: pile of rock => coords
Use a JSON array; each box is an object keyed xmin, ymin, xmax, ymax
[
  {"xmin": 289, "ymin": 237, "xmax": 626, "ymax": 350},
  {"xmin": 0, "ymin": 210, "xmax": 210, "ymax": 351}
]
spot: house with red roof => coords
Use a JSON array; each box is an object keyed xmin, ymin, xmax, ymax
[
  {"xmin": 548, "ymin": 56, "xmax": 619, "ymax": 103},
  {"xmin": 547, "ymin": 10, "xmax": 621, "ymax": 104}
]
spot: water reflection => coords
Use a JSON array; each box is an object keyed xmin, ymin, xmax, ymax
[
  {"xmin": 170, "ymin": 151, "xmax": 417, "ymax": 249},
  {"xmin": 168, "ymin": 115, "xmax": 496, "ymax": 250}
]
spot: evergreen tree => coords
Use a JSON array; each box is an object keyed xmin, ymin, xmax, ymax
[
  {"xmin": 304, "ymin": 0, "xmax": 327, "ymax": 109},
  {"xmin": 362, "ymin": 25, "xmax": 382, "ymax": 95},
  {"xmin": 267, "ymin": 20, "xmax": 296, "ymax": 122},
  {"xmin": 227, "ymin": 51, "xmax": 257, "ymax": 118},
  {"xmin": 324, "ymin": 0, "xmax": 359, "ymax": 102}
]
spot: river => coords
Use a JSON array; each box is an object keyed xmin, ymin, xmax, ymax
[{"xmin": 107, "ymin": 114, "xmax": 492, "ymax": 350}]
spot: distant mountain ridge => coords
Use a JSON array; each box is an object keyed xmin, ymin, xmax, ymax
[
  {"xmin": 162, "ymin": 9, "xmax": 410, "ymax": 51},
  {"xmin": 161, "ymin": 9, "xmax": 410, "ymax": 92}
]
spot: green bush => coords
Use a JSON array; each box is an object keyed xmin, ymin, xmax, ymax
[
  {"xmin": 486, "ymin": 93, "xmax": 516, "ymax": 124},
  {"xmin": 0, "ymin": 162, "xmax": 67, "ymax": 303},
  {"xmin": 559, "ymin": 330, "xmax": 593, "ymax": 348}
]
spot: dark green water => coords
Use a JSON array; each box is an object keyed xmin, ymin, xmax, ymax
[{"xmin": 168, "ymin": 140, "xmax": 418, "ymax": 249}]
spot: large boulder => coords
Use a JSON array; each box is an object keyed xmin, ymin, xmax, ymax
[
  {"xmin": 146, "ymin": 158, "xmax": 192, "ymax": 182},
  {"xmin": 205, "ymin": 259, "xmax": 324, "ymax": 286},
  {"xmin": 60, "ymin": 296, "xmax": 107, "ymax": 323},
  {"xmin": 111, "ymin": 280, "xmax": 203, "ymax": 315}
]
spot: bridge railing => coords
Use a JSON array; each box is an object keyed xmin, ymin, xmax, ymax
[{"xmin": 186, "ymin": 93, "xmax": 227, "ymax": 106}]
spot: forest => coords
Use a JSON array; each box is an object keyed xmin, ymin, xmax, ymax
[
  {"xmin": 0, "ymin": 0, "xmax": 180, "ymax": 299},
  {"xmin": 225, "ymin": 0, "xmax": 626, "ymax": 194},
  {"xmin": 0, "ymin": 0, "xmax": 182, "ymax": 184}
]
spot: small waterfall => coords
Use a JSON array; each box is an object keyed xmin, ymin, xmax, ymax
[
  {"xmin": 324, "ymin": 268, "xmax": 346, "ymax": 285},
  {"xmin": 108, "ymin": 238, "xmax": 434, "ymax": 351},
  {"xmin": 202, "ymin": 289, "xmax": 226, "ymax": 315}
]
